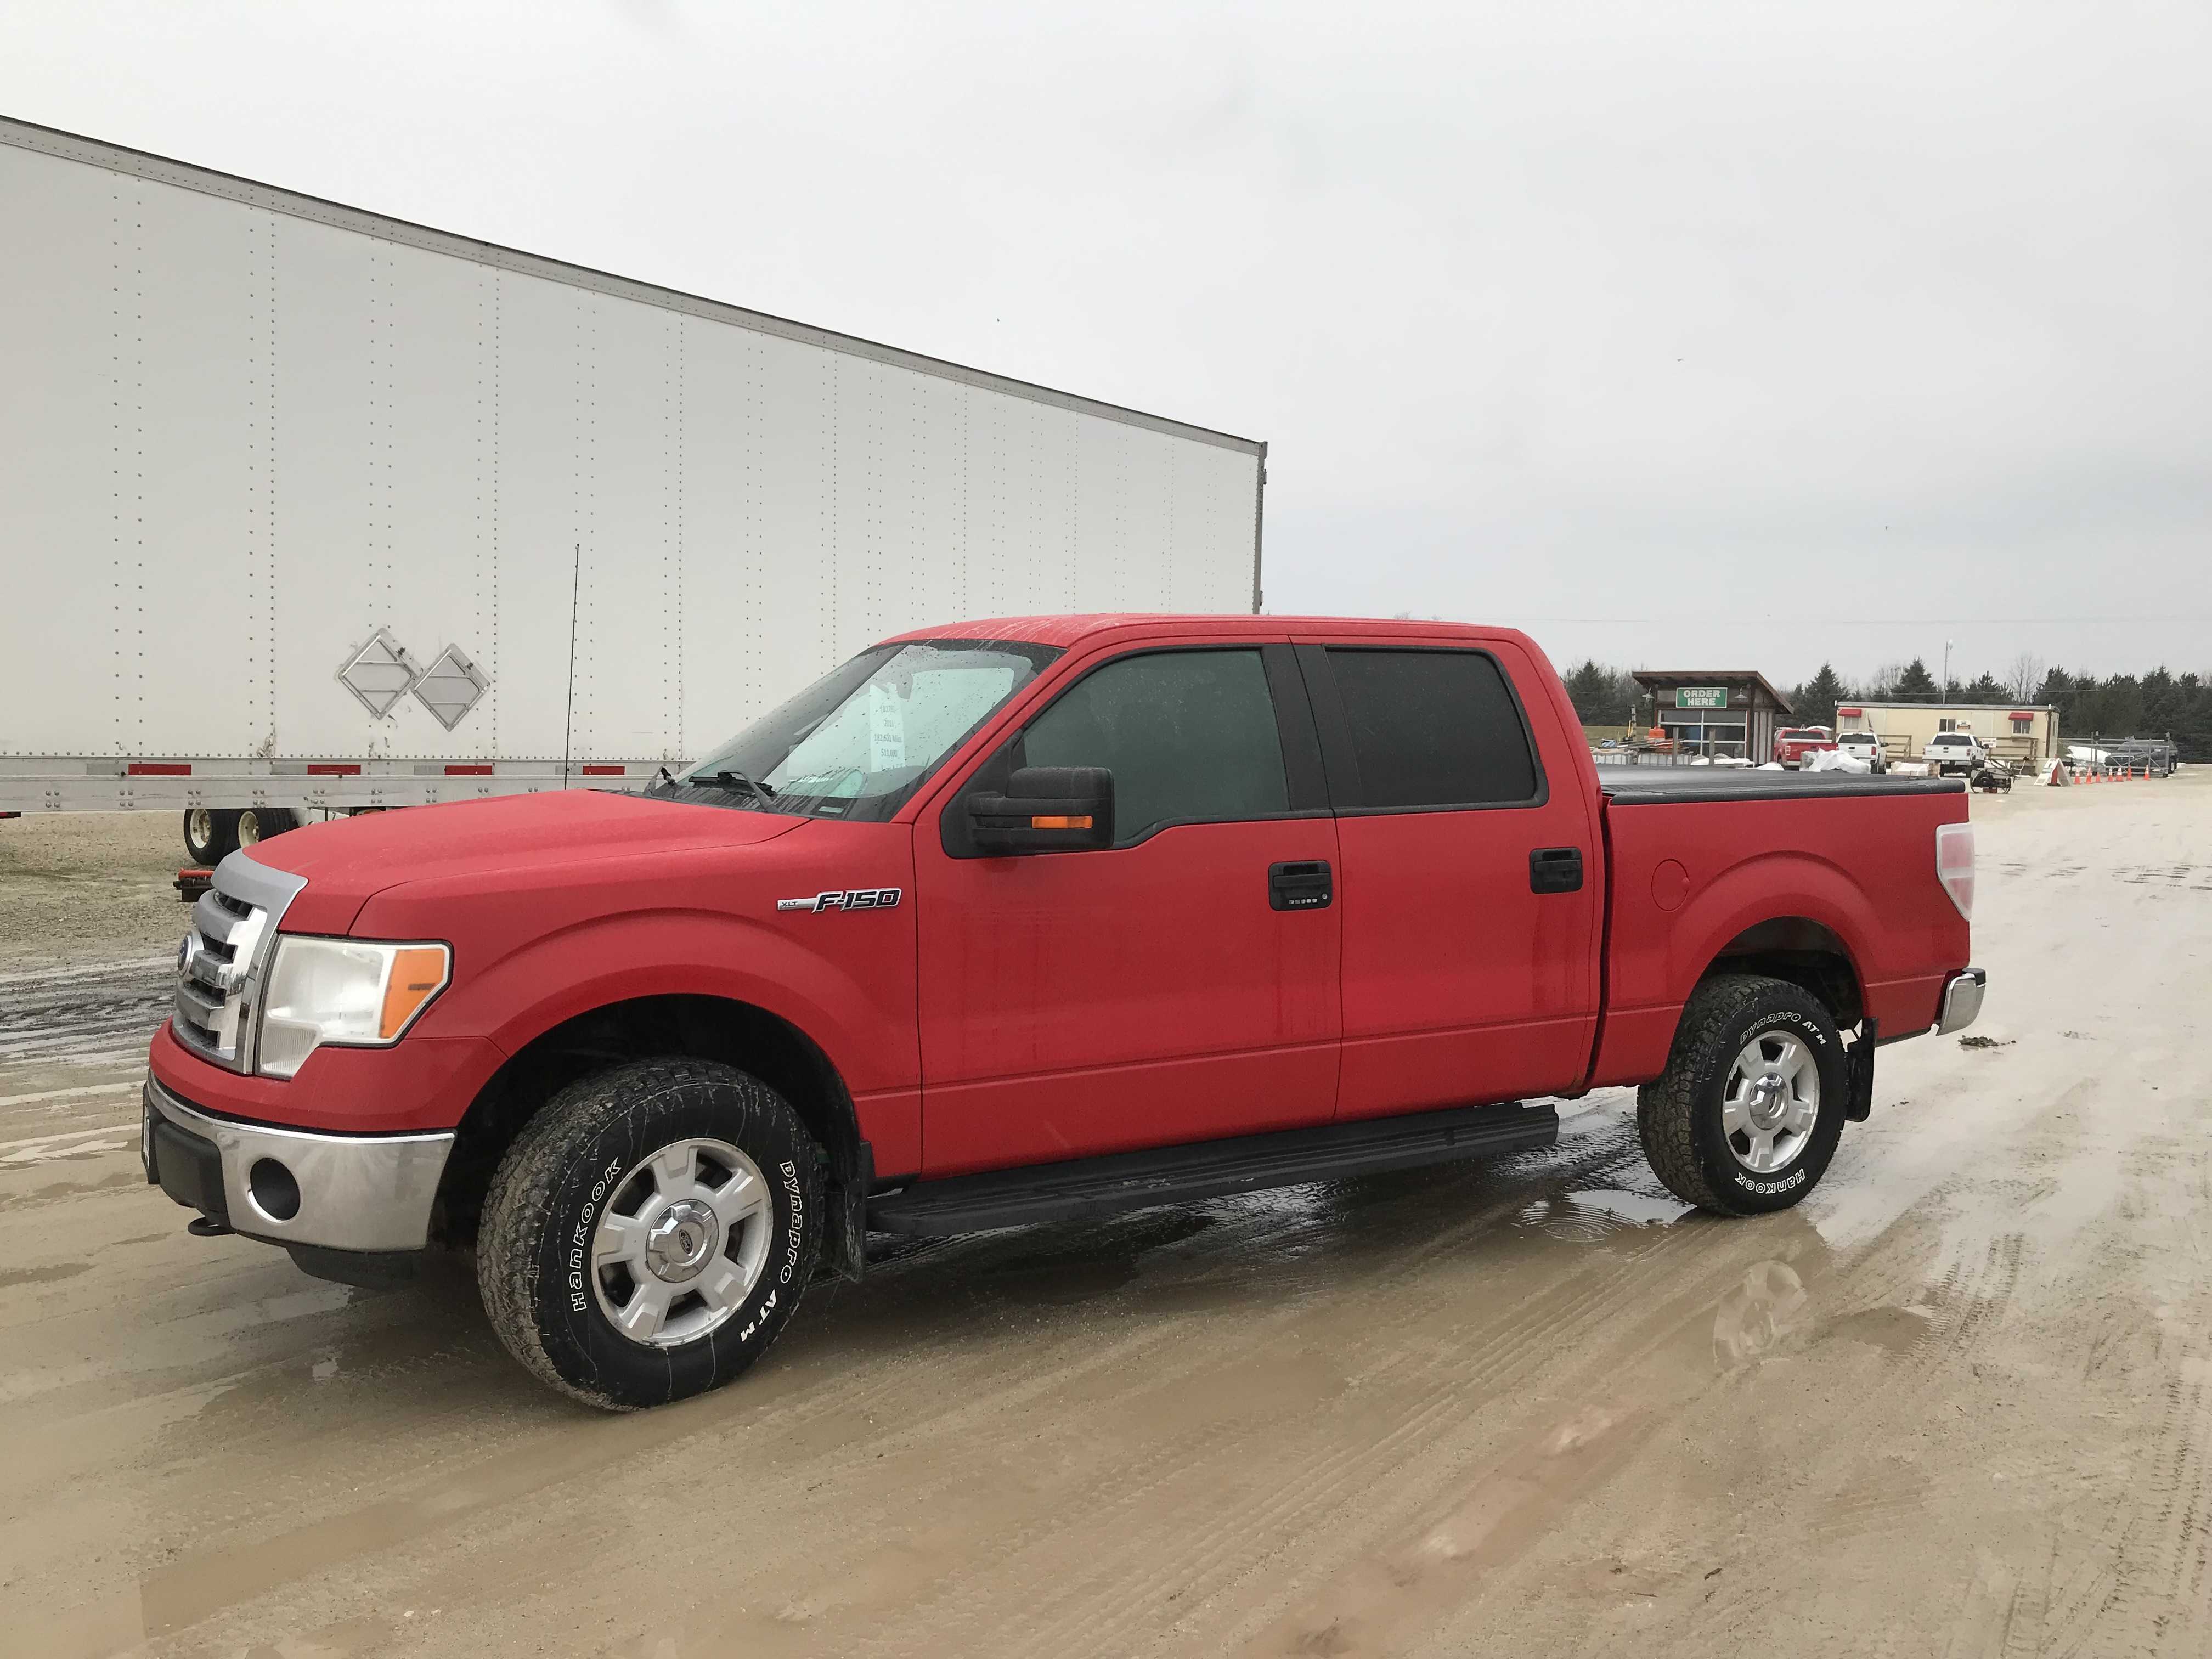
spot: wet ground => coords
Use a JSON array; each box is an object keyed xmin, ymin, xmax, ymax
[{"xmin": 3, "ymin": 775, "xmax": 2210, "ymax": 1657}]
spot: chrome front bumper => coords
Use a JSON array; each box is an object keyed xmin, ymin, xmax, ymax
[
  {"xmin": 144, "ymin": 1075, "xmax": 454, "ymax": 1253},
  {"xmin": 1937, "ymin": 967, "xmax": 1988, "ymax": 1035}
]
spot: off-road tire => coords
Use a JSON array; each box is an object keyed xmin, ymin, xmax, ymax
[
  {"xmin": 183, "ymin": 807, "xmax": 240, "ymax": 866},
  {"xmin": 1638, "ymin": 974, "xmax": 1848, "ymax": 1216},
  {"xmin": 477, "ymin": 1058, "xmax": 823, "ymax": 1411}
]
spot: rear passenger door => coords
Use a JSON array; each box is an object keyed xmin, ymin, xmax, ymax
[
  {"xmin": 1296, "ymin": 639, "xmax": 1602, "ymax": 1119},
  {"xmin": 913, "ymin": 642, "xmax": 1341, "ymax": 1175}
]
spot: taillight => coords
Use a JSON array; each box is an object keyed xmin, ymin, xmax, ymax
[{"xmin": 1936, "ymin": 822, "xmax": 1975, "ymax": 919}]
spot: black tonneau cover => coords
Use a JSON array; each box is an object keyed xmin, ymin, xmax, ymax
[{"xmin": 1600, "ymin": 769, "xmax": 1968, "ymax": 806}]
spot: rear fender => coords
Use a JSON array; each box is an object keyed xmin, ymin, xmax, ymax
[
  {"xmin": 1666, "ymin": 852, "xmax": 1877, "ymax": 1009},
  {"xmin": 1591, "ymin": 849, "xmax": 1880, "ymax": 1086}
]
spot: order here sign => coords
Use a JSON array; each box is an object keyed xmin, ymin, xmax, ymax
[{"xmin": 1675, "ymin": 687, "xmax": 1729, "ymax": 708}]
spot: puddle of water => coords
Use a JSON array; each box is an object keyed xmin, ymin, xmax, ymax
[
  {"xmin": 1710, "ymin": 1261, "xmax": 1936, "ymax": 1367},
  {"xmin": 1711, "ymin": 1261, "xmax": 1812, "ymax": 1367},
  {"xmin": 1568, "ymin": 1188, "xmax": 1694, "ymax": 1228},
  {"xmin": 1517, "ymin": 1187, "xmax": 1692, "ymax": 1244}
]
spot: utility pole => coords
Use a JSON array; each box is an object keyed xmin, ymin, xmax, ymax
[{"xmin": 1942, "ymin": 639, "xmax": 1953, "ymax": 706}]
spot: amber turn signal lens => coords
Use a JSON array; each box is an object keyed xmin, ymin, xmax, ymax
[
  {"xmin": 379, "ymin": 945, "xmax": 450, "ymax": 1039},
  {"xmin": 1028, "ymin": 815, "xmax": 1092, "ymax": 830}
]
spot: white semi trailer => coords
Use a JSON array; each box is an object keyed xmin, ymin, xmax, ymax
[{"xmin": 0, "ymin": 117, "xmax": 1266, "ymax": 864}]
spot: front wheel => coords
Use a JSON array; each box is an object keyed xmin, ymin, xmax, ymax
[
  {"xmin": 478, "ymin": 1059, "xmax": 823, "ymax": 1410},
  {"xmin": 1638, "ymin": 975, "xmax": 1848, "ymax": 1216}
]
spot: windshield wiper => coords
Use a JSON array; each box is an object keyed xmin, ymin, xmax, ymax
[
  {"xmin": 708, "ymin": 769, "xmax": 778, "ymax": 802},
  {"xmin": 657, "ymin": 767, "xmax": 778, "ymax": 803}
]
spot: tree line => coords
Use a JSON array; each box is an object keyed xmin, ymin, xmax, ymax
[{"xmin": 1559, "ymin": 656, "xmax": 2212, "ymax": 760}]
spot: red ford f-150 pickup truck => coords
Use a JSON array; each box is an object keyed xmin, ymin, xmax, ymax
[
  {"xmin": 1773, "ymin": 726, "xmax": 1839, "ymax": 767},
  {"xmin": 144, "ymin": 616, "xmax": 1985, "ymax": 1409}
]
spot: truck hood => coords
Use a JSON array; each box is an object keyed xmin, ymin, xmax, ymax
[{"xmin": 241, "ymin": 791, "xmax": 805, "ymax": 934}]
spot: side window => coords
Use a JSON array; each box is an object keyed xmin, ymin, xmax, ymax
[
  {"xmin": 1325, "ymin": 648, "xmax": 1540, "ymax": 809},
  {"xmin": 1022, "ymin": 650, "xmax": 1289, "ymax": 843}
]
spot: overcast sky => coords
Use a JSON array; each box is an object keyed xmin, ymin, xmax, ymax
[{"xmin": 6, "ymin": 1, "xmax": 2207, "ymax": 684}]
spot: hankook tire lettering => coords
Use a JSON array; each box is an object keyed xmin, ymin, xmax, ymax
[
  {"xmin": 1739, "ymin": 1170, "xmax": 1808, "ymax": 1195},
  {"xmin": 568, "ymin": 1157, "xmax": 625, "ymax": 1312}
]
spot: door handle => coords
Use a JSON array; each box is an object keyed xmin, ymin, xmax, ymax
[
  {"xmin": 1529, "ymin": 847, "xmax": 1584, "ymax": 894},
  {"xmin": 1268, "ymin": 859, "xmax": 1333, "ymax": 911}
]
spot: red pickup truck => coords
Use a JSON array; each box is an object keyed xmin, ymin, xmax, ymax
[
  {"xmin": 144, "ymin": 616, "xmax": 1985, "ymax": 1409},
  {"xmin": 1773, "ymin": 726, "xmax": 1839, "ymax": 767}
]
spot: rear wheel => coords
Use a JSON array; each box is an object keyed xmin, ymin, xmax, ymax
[
  {"xmin": 182, "ymin": 807, "xmax": 239, "ymax": 866},
  {"xmin": 1638, "ymin": 974, "xmax": 1848, "ymax": 1216},
  {"xmin": 477, "ymin": 1058, "xmax": 823, "ymax": 1411},
  {"xmin": 235, "ymin": 806, "xmax": 298, "ymax": 847}
]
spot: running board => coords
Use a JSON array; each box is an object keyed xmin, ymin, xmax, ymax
[{"xmin": 866, "ymin": 1101, "xmax": 1558, "ymax": 1237}]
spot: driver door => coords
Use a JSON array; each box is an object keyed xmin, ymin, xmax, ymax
[{"xmin": 912, "ymin": 642, "xmax": 1341, "ymax": 1176}]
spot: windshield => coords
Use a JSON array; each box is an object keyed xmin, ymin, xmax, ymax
[{"xmin": 657, "ymin": 639, "xmax": 1060, "ymax": 821}]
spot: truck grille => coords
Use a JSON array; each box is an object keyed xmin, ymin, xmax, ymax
[{"xmin": 172, "ymin": 855, "xmax": 307, "ymax": 1073}]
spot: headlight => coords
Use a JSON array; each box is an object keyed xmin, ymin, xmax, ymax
[{"xmin": 257, "ymin": 937, "xmax": 452, "ymax": 1079}]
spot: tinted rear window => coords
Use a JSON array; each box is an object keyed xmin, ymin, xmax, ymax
[{"xmin": 1326, "ymin": 648, "xmax": 1540, "ymax": 809}]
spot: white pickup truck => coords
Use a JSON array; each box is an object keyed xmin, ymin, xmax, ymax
[
  {"xmin": 1922, "ymin": 733, "xmax": 1987, "ymax": 777},
  {"xmin": 1834, "ymin": 732, "xmax": 1888, "ymax": 774}
]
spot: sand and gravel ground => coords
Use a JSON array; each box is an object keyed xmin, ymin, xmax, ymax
[
  {"xmin": 2, "ymin": 775, "xmax": 2209, "ymax": 1657},
  {"xmin": 0, "ymin": 809, "xmax": 186, "ymax": 966}
]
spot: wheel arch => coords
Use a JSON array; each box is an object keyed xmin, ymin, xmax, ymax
[
  {"xmin": 1659, "ymin": 850, "xmax": 1880, "ymax": 1034},
  {"xmin": 1700, "ymin": 914, "xmax": 1865, "ymax": 1031},
  {"xmin": 431, "ymin": 992, "xmax": 861, "ymax": 1248}
]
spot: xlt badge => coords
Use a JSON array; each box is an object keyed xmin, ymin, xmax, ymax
[{"xmin": 777, "ymin": 888, "xmax": 903, "ymax": 913}]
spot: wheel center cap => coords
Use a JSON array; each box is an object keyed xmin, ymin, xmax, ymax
[
  {"xmin": 644, "ymin": 1199, "xmax": 720, "ymax": 1283},
  {"xmin": 1747, "ymin": 1075, "xmax": 1788, "ymax": 1131}
]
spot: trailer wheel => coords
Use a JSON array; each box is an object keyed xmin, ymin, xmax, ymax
[
  {"xmin": 235, "ymin": 807, "xmax": 298, "ymax": 846},
  {"xmin": 182, "ymin": 808, "xmax": 239, "ymax": 866},
  {"xmin": 1638, "ymin": 974, "xmax": 1848, "ymax": 1216},
  {"xmin": 477, "ymin": 1058, "xmax": 823, "ymax": 1412}
]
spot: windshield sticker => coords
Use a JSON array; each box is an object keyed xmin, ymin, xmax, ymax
[{"xmin": 868, "ymin": 681, "xmax": 907, "ymax": 772}]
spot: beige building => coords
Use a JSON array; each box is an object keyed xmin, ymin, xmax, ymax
[{"xmin": 1834, "ymin": 701, "xmax": 2061, "ymax": 766}]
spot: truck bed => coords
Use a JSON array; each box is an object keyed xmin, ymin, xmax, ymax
[{"xmin": 1600, "ymin": 771, "xmax": 1966, "ymax": 805}]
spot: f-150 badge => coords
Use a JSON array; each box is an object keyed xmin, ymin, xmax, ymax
[{"xmin": 777, "ymin": 888, "xmax": 903, "ymax": 913}]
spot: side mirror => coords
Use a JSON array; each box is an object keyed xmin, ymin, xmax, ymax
[{"xmin": 967, "ymin": 766, "xmax": 1114, "ymax": 854}]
